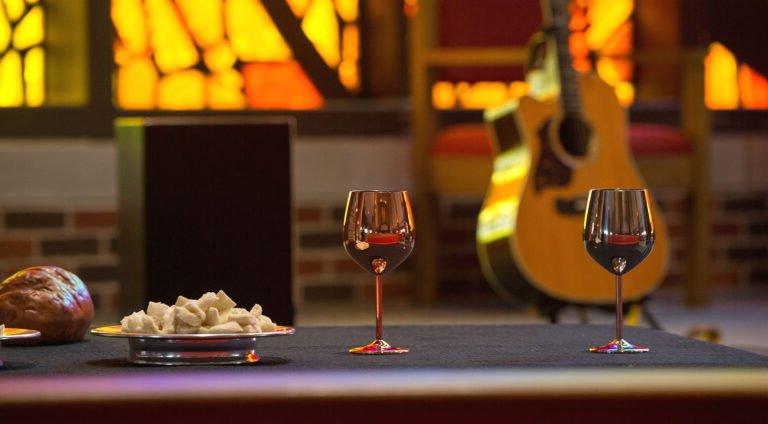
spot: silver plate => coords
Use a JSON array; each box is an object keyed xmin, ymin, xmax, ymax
[
  {"xmin": 1, "ymin": 328, "xmax": 41, "ymax": 368},
  {"xmin": 0, "ymin": 328, "xmax": 41, "ymax": 341},
  {"xmin": 91, "ymin": 325, "xmax": 295, "ymax": 366}
]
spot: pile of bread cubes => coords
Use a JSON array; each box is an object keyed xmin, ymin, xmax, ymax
[{"xmin": 121, "ymin": 290, "xmax": 277, "ymax": 334}]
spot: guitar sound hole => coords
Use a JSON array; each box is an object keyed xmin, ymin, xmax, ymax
[{"xmin": 557, "ymin": 115, "xmax": 592, "ymax": 157}]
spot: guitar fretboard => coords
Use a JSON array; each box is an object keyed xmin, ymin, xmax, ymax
[{"xmin": 550, "ymin": 0, "xmax": 583, "ymax": 117}]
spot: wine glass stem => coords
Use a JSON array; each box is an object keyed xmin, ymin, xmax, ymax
[
  {"xmin": 375, "ymin": 274, "xmax": 383, "ymax": 341},
  {"xmin": 615, "ymin": 273, "xmax": 623, "ymax": 341}
]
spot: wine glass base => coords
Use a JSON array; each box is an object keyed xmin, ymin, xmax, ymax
[
  {"xmin": 349, "ymin": 339, "xmax": 409, "ymax": 355},
  {"xmin": 589, "ymin": 338, "xmax": 650, "ymax": 354}
]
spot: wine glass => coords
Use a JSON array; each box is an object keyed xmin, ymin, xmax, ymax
[
  {"xmin": 583, "ymin": 189, "xmax": 655, "ymax": 353},
  {"xmin": 343, "ymin": 190, "xmax": 414, "ymax": 354}
]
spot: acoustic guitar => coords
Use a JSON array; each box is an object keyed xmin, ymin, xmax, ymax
[{"xmin": 476, "ymin": 0, "xmax": 669, "ymax": 309}]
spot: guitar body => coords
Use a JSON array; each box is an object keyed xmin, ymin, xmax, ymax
[{"xmin": 477, "ymin": 73, "xmax": 670, "ymax": 306}]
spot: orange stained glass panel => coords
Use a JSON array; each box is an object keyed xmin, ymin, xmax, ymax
[
  {"xmin": 287, "ymin": 0, "xmax": 310, "ymax": 17},
  {"xmin": 111, "ymin": 0, "xmax": 149, "ymax": 55},
  {"xmin": 0, "ymin": 7, "xmax": 10, "ymax": 51},
  {"xmin": 335, "ymin": 0, "xmax": 359, "ymax": 22},
  {"xmin": 146, "ymin": 0, "xmax": 199, "ymax": 73},
  {"xmin": 117, "ymin": 58, "xmax": 158, "ymax": 109},
  {"xmin": 158, "ymin": 69, "xmax": 206, "ymax": 109},
  {"xmin": 339, "ymin": 23, "xmax": 359, "ymax": 90},
  {"xmin": 207, "ymin": 69, "xmax": 246, "ymax": 109},
  {"xmin": 585, "ymin": 0, "xmax": 632, "ymax": 51},
  {"xmin": 705, "ymin": 42, "xmax": 739, "ymax": 110},
  {"xmin": 23, "ymin": 45, "xmax": 43, "ymax": 106},
  {"xmin": 203, "ymin": 41, "xmax": 237, "ymax": 72},
  {"xmin": 302, "ymin": 0, "xmax": 340, "ymax": 67},
  {"xmin": 0, "ymin": 49, "xmax": 23, "ymax": 106},
  {"xmin": 226, "ymin": 0, "xmax": 292, "ymax": 62},
  {"xmin": 3, "ymin": 0, "xmax": 25, "ymax": 22},
  {"xmin": 243, "ymin": 61, "xmax": 323, "ymax": 109},
  {"xmin": 738, "ymin": 64, "xmax": 768, "ymax": 110},
  {"xmin": 12, "ymin": 4, "xmax": 43, "ymax": 50},
  {"xmin": 177, "ymin": 0, "xmax": 223, "ymax": 48}
]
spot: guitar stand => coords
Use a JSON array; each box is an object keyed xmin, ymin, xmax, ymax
[{"xmin": 544, "ymin": 297, "xmax": 663, "ymax": 331}]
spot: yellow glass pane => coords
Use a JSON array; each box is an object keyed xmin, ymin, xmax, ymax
[
  {"xmin": 146, "ymin": 0, "xmax": 199, "ymax": 73},
  {"xmin": 12, "ymin": 4, "xmax": 43, "ymax": 50},
  {"xmin": 614, "ymin": 81, "xmax": 634, "ymax": 106},
  {"xmin": 302, "ymin": 0, "xmax": 340, "ymax": 67},
  {"xmin": 738, "ymin": 64, "xmax": 768, "ymax": 110},
  {"xmin": 23, "ymin": 46, "xmax": 43, "ymax": 106},
  {"xmin": 157, "ymin": 69, "xmax": 205, "ymax": 110},
  {"xmin": 26, "ymin": 0, "xmax": 39, "ymax": 4},
  {"xmin": 116, "ymin": 58, "xmax": 158, "ymax": 109},
  {"xmin": 334, "ymin": 0, "xmax": 358, "ymax": 22},
  {"xmin": 207, "ymin": 69, "xmax": 245, "ymax": 109},
  {"xmin": 203, "ymin": 41, "xmax": 237, "ymax": 72},
  {"xmin": 0, "ymin": 49, "xmax": 23, "ymax": 106},
  {"xmin": 339, "ymin": 24, "xmax": 359, "ymax": 91},
  {"xmin": 112, "ymin": 0, "xmax": 149, "ymax": 55},
  {"xmin": 458, "ymin": 81, "xmax": 509, "ymax": 109},
  {"xmin": 432, "ymin": 81, "xmax": 456, "ymax": 110},
  {"xmin": 586, "ymin": 0, "xmax": 633, "ymax": 50},
  {"xmin": 226, "ymin": 0, "xmax": 291, "ymax": 62},
  {"xmin": 3, "ymin": 0, "xmax": 25, "ymax": 22},
  {"xmin": 287, "ymin": 0, "xmax": 311, "ymax": 17},
  {"xmin": 705, "ymin": 42, "xmax": 739, "ymax": 110},
  {"xmin": 0, "ymin": 7, "xmax": 10, "ymax": 52},
  {"xmin": 177, "ymin": 0, "xmax": 223, "ymax": 48}
]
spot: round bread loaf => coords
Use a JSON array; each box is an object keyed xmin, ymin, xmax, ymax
[{"xmin": 0, "ymin": 266, "xmax": 94, "ymax": 344}]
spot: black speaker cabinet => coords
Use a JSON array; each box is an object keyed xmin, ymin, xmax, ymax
[{"xmin": 116, "ymin": 117, "xmax": 294, "ymax": 325}]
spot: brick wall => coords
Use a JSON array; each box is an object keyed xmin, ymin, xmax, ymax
[
  {"xmin": 0, "ymin": 207, "xmax": 119, "ymax": 320},
  {"xmin": 1, "ymin": 190, "xmax": 766, "ymax": 318}
]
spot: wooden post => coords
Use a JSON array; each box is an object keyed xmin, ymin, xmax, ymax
[
  {"xmin": 409, "ymin": 0, "xmax": 439, "ymax": 303},
  {"xmin": 680, "ymin": 49, "xmax": 711, "ymax": 306}
]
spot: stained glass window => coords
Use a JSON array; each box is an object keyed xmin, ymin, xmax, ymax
[
  {"xmin": 112, "ymin": 0, "xmax": 361, "ymax": 110},
  {"xmin": 431, "ymin": 0, "xmax": 635, "ymax": 110},
  {"xmin": 0, "ymin": 0, "xmax": 45, "ymax": 107},
  {"xmin": 705, "ymin": 42, "xmax": 768, "ymax": 110}
]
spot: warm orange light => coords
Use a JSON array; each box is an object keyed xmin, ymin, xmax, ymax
[
  {"xmin": 585, "ymin": 0, "xmax": 633, "ymax": 51},
  {"xmin": 177, "ymin": 0, "xmax": 224, "ymax": 48},
  {"xmin": 111, "ymin": 0, "xmax": 149, "ymax": 55},
  {"xmin": 738, "ymin": 64, "xmax": 768, "ymax": 110},
  {"xmin": 335, "ymin": 0, "xmax": 359, "ymax": 22},
  {"xmin": 203, "ymin": 41, "xmax": 237, "ymax": 72},
  {"xmin": 339, "ymin": 24, "xmax": 359, "ymax": 91},
  {"xmin": 226, "ymin": 0, "xmax": 292, "ymax": 62},
  {"xmin": 207, "ymin": 69, "xmax": 246, "ymax": 109},
  {"xmin": 302, "ymin": 0, "xmax": 340, "ymax": 68},
  {"xmin": 146, "ymin": 0, "xmax": 199, "ymax": 73},
  {"xmin": 705, "ymin": 42, "xmax": 739, "ymax": 110},
  {"xmin": 287, "ymin": 0, "xmax": 311, "ymax": 17},
  {"xmin": 243, "ymin": 61, "xmax": 323, "ymax": 109},
  {"xmin": 432, "ymin": 81, "xmax": 456, "ymax": 110},
  {"xmin": 158, "ymin": 69, "xmax": 206, "ymax": 110},
  {"xmin": 116, "ymin": 58, "xmax": 158, "ymax": 109}
]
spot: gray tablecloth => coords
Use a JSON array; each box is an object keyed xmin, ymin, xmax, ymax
[{"xmin": 1, "ymin": 325, "xmax": 767, "ymax": 375}]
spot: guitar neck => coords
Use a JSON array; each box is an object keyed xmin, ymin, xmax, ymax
[{"xmin": 549, "ymin": 0, "xmax": 583, "ymax": 117}]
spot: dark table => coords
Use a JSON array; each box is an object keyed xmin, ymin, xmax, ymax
[{"xmin": 1, "ymin": 325, "xmax": 767, "ymax": 422}]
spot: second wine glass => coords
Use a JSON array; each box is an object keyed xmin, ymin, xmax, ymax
[{"xmin": 343, "ymin": 190, "xmax": 415, "ymax": 354}]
